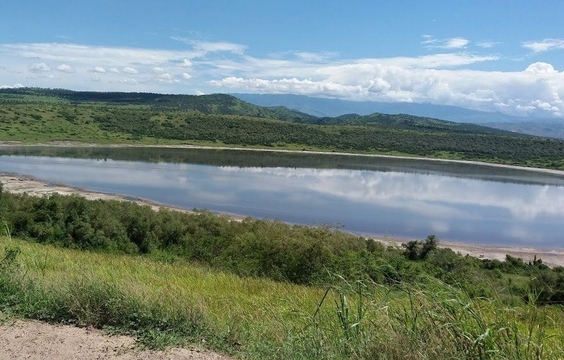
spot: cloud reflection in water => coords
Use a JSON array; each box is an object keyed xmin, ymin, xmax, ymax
[{"xmin": 1, "ymin": 156, "xmax": 563, "ymax": 247}]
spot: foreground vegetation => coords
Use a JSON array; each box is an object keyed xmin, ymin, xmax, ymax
[
  {"xmin": 2, "ymin": 88, "xmax": 564, "ymax": 170},
  {"xmin": 2, "ymin": 187, "xmax": 564, "ymax": 304},
  {"xmin": 1, "ymin": 185, "xmax": 564, "ymax": 358},
  {"xmin": 2, "ymin": 233, "xmax": 564, "ymax": 359}
]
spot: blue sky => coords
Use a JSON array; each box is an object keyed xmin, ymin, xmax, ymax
[{"xmin": 1, "ymin": 0, "xmax": 563, "ymax": 118}]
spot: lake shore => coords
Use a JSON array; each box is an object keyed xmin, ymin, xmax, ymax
[
  {"xmin": 2, "ymin": 140, "xmax": 564, "ymax": 177},
  {"xmin": 2, "ymin": 171, "xmax": 563, "ymax": 268}
]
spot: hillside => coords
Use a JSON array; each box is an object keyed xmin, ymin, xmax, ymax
[
  {"xmin": 232, "ymin": 93, "xmax": 526, "ymax": 123},
  {"xmin": 0, "ymin": 87, "xmax": 316, "ymax": 122},
  {"xmin": 233, "ymin": 93, "xmax": 564, "ymax": 139},
  {"xmin": 1, "ymin": 88, "xmax": 564, "ymax": 170}
]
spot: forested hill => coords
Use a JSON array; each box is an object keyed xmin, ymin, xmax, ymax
[
  {"xmin": 0, "ymin": 87, "xmax": 523, "ymax": 136},
  {"xmin": 0, "ymin": 87, "xmax": 316, "ymax": 122},
  {"xmin": 286, "ymin": 112, "xmax": 516, "ymax": 135},
  {"xmin": 1, "ymin": 87, "xmax": 564, "ymax": 169}
]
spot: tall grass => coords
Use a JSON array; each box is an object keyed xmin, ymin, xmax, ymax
[{"xmin": 1, "ymin": 236, "xmax": 563, "ymax": 359}]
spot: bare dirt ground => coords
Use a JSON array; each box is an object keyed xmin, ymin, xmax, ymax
[{"xmin": 0, "ymin": 319, "xmax": 232, "ymax": 360}]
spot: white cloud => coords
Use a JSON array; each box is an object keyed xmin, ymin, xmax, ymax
[
  {"xmin": 525, "ymin": 62, "xmax": 557, "ymax": 74},
  {"xmin": 155, "ymin": 72, "xmax": 179, "ymax": 83},
  {"xmin": 181, "ymin": 59, "xmax": 192, "ymax": 68},
  {"xmin": 123, "ymin": 66, "xmax": 138, "ymax": 74},
  {"xmin": 270, "ymin": 51, "xmax": 339, "ymax": 62},
  {"xmin": 91, "ymin": 76, "xmax": 101, "ymax": 82},
  {"xmin": 211, "ymin": 60, "xmax": 564, "ymax": 117},
  {"xmin": 523, "ymin": 38, "xmax": 564, "ymax": 53},
  {"xmin": 445, "ymin": 38, "xmax": 470, "ymax": 49},
  {"xmin": 171, "ymin": 37, "xmax": 246, "ymax": 56},
  {"xmin": 118, "ymin": 78, "xmax": 138, "ymax": 85},
  {"xmin": 422, "ymin": 35, "xmax": 469, "ymax": 49},
  {"xmin": 193, "ymin": 41, "xmax": 246, "ymax": 55},
  {"xmin": 56, "ymin": 64, "xmax": 76, "ymax": 73},
  {"xmin": 0, "ymin": 83, "xmax": 24, "ymax": 89},
  {"xmin": 476, "ymin": 41, "xmax": 499, "ymax": 48},
  {"xmin": 28, "ymin": 62, "xmax": 52, "ymax": 73},
  {"xmin": 1, "ymin": 41, "xmax": 563, "ymax": 117}
]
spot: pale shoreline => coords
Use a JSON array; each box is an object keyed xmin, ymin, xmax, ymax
[
  {"xmin": 2, "ymin": 140, "xmax": 564, "ymax": 177},
  {"xmin": 2, "ymin": 171, "xmax": 564, "ymax": 268}
]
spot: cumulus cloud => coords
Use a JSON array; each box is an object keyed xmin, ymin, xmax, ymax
[
  {"xmin": 525, "ymin": 62, "xmax": 557, "ymax": 74},
  {"xmin": 123, "ymin": 66, "xmax": 138, "ymax": 74},
  {"xmin": 522, "ymin": 38, "xmax": 564, "ymax": 53},
  {"xmin": 28, "ymin": 62, "xmax": 52, "ymax": 73},
  {"xmin": 181, "ymin": 59, "xmax": 192, "ymax": 68},
  {"xmin": 211, "ymin": 60, "xmax": 564, "ymax": 117},
  {"xmin": 1, "ymin": 40, "xmax": 563, "ymax": 117},
  {"xmin": 56, "ymin": 64, "xmax": 76, "ymax": 73},
  {"xmin": 154, "ymin": 72, "xmax": 179, "ymax": 84},
  {"xmin": 0, "ymin": 83, "xmax": 24, "ymax": 89},
  {"xmin": 422, "ymin": 35, "xmax": 469, "ymax": 49}
]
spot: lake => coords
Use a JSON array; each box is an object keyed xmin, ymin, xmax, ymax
[{"xmin": 1, "ymin": 146, "xmax": 563, "ymax": 248}]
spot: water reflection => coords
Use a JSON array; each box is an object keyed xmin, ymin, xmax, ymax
[{"xmin": 0, "ymin": 148, "xmax": 563, "ymax": 248}]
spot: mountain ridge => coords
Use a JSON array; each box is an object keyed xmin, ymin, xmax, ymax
[{"xmin": 232, "ymin": 93, "xmax": 564, "ymax": 139}]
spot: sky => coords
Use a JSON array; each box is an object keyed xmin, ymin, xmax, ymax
[{"xmin": 1, "ymin": 0, "xmax": 563, "ymax": 118}]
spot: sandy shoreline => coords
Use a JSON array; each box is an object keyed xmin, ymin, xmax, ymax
[{"xmin": 2, "ymin": 171, "xmax": 563, "ymax": 268}]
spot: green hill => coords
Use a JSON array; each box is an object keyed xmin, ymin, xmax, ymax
[
  {"xmin": 1, "ymin": 87, "xmax": 563, "ymax": 169},
  {"xmin": 0, "ymin": 87, "xmax": 316, "ymax": 122}
]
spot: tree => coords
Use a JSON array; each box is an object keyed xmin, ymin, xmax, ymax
[{"xmin": 402, "ymin": 235, "xmax": 438, "ymax": 260}]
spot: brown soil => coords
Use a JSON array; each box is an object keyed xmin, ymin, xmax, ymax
[{"xmin": 0, "ymin": 319, "xmax": 232, "ymax": 360}]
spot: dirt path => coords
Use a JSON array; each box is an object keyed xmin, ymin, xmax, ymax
[{"xmin": 0, "ymin": 319, "xmax": 232, "ymax": 360}]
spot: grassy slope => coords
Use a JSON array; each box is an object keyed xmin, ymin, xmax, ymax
[{"xmin": 2, "ymin": 236, "xmax": 564, "ymax": 359}]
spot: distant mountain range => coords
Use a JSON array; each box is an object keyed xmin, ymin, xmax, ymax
[{"xmin": 233, "ymin": 93, "xmax": 564, "ymax": 139}]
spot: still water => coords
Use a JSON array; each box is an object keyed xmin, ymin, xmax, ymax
[{"xmin": 1, "ymin": 146, "xmax": 563, "ymax": 248}]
